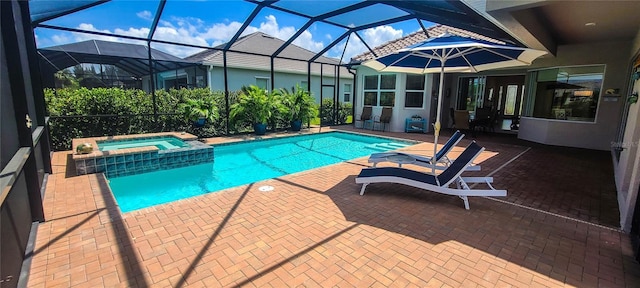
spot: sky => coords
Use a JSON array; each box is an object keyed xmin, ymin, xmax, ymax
[{"xmin": 34, "ymin": 0, "xmax": 433, "ymax": 63}]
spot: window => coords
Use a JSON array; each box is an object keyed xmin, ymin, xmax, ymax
[
  {"xmin": 529, "ymin": 65, "xmax": 604, "ymax": 122},
  {"xmin": 405, "ymin": 74, "xmax": 425, "ymax": 108},
  {"xmin": 457, "ymin": 76, "xmax": 486, "ymax": 111},
  {"xmin": 364, "ymin": 75, "xmax": 378, "ymax": 105},
  {"xmin": 256, "ymin": 77, "xmax": 269, "ymax": 91},
  {"xmin": 362, "ymin": 74, "xmax": 396, "ymax": 106},
  {"xmin": 343, "ymin": 83, "xmax": 351, "ymax": 102}
]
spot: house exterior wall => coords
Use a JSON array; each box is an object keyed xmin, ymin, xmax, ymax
[
  {"xmin": 209, "ymin": 66, "xmax": 354, "ymax": 104},
  {"xmin": 616, "ymin": 54, "xmax": 640, "ymax": 231},
  {"xmin": 617, "ymin": 81, "xmax": 640, "ymax": 231},
  {"xmin": 354, "ymin": 66, "xmax": 434, "ymax": 133},
  {"xmin": 515, "ymin": 41, "xmax": 631, "ymax": 151}
]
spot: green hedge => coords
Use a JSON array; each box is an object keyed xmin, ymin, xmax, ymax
[
  {"xmin": 45, "ymin": 87, "xmax": 238, "ymax": 151},
  {"xmin": 45, "ymin": 87, "xmax": 352, "ymax": 151}
]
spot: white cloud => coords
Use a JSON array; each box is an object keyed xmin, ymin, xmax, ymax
[
  {"xmin": 293, "ymin": 30, "xmax": 324, "ymax": 52},
  {"xmin": 137, "ymin": 10, "xmax": 152, "ymax": 21},
  {"xmin": 200, "ymin": 21, "xmax": 245, "ymax": 42},
  {"xmin": 329, "ymin": 25, "xmax": 403, "ymax": 62},
  {"xmin": 39, "ymin": 14, "xmax": 331, "ymax": 58}
]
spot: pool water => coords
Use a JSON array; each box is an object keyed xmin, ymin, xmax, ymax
[
  {"xmin": 108, "ymin": 132, "xmax": 412, "ymax": 212},
  {"xmin": 98, "ymin": 136, "xmax": 188, "ymax": 151}
]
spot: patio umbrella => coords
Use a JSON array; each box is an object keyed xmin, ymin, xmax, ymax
[{"xmin": 362, "ymin": 34, "xmax": 546, "ymax": 174}]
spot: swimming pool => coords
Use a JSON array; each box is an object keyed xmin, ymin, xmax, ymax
[
  {"xmin": 98, "ymin": 136, "xmax": 188, "ymax": 151},
  {"xmin": 108, "ymin": 132, "xmax": 414, "ymax": 212}
]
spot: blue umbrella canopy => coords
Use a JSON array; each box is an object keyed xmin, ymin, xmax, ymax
[
  {"xmin": 364, "ymin": 35, "xmax": 547, "ymax": 74},
  {"xmin": 362, "ymin": 34, "xmax": 546, "ymax": 173}
]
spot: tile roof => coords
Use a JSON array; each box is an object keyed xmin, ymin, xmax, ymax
[
  {"xmin": 185, "ymin": 32, "xmax": 351, "ymax": 77},
  {"xmin": 350, "ymin": 24, "xmax": 503, "ymax": 64}
]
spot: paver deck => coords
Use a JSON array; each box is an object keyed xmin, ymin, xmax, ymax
[{"xmin": 28, "ymin": 127, "xmax": 640, "ymax": 287}]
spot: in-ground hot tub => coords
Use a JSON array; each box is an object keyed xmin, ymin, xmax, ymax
[
  {"xmin": 72, "ymin": 132, "xmax": 214, "ymax": 177},
  {"xmin": 97, "ymin": 136, "xmax": 189, "ymax": 151}
]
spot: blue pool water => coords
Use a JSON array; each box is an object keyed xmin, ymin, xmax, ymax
[
  {"xmin": 98, "ymin": 136, "xmax": 188, "ymax": 151},
  {"xmin": 108, "ymin": 132, "xmax": 412, "ymax": 212}
]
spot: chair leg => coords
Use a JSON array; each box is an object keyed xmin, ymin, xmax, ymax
[
  {"xmin": 459, "ymin": 196, "xmax": 470, "ymax": 210},
  {"xmin": 359, "ymin": 183, "xmax": 369, "ymax": 195}
]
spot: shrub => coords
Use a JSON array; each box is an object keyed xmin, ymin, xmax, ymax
[
  {"xmin": 319, "ymin": 99, "xmax": 352, "ymax": 125},
  {"xmin": 45, "ymin": 87, "xmax": 234, "ymax": 150}
]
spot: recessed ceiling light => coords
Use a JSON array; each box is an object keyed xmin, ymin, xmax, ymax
[{"xmin": 585, "ymin": 22, "xmax": 596, "ymax": 27}]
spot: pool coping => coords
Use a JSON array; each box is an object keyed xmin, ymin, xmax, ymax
[
  {"xmin": 208, "ymin": 130, "xmax": 421, "ymax": 148},
  {"xmin": 72, "ymin": 132, "xmax": 198, "ymax": 160}
]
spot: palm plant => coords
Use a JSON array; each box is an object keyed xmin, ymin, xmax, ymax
[
  {"xmin": 178, "ymin": 98, "xmax": 217, "ymax": 127},
  {"xmin": 230, "ymin": 85, "xmax": 277, "ymax": 135},
  {"xmin": 279, "ymin": 84, "xmax": 317, "ymax": 131}
]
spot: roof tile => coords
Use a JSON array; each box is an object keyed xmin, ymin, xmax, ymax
[{"xmin": 350, "ymin": 24, "xmax": 503, "ymax": 63}]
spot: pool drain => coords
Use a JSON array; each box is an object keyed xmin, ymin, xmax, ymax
[{"xmin": 258, "ymin": 185, "xmax": 274, "ymax": 192}]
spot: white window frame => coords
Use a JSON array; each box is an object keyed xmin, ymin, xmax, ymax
[
  {"xmin": 343, "ymin": 83, "xmax": 352, "ymax": 103},
  {"xmin": 255, "ymin": 77, "xmax": 270, "ymax": 91},
  {"xmin": 404, "ymin": 74, "xmax": 426, "ymax": 109},
  {"xmin": 363, "ymin": 74, "xmax": 396, "ymax": 107}
]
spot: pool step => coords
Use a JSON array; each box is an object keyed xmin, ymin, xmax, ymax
[{"xmin": 366, "ymin": 142, "xmax": 411, "ymax": 151}]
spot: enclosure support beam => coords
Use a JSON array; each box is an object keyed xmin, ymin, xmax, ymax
[
  {"xmin": 354, "ymin": 31, "xmax": 377, "ymax": 59},
  {"xmin": 270, "ymin": 57, "xmax": 275, "ymax": 92},
  {"xmin": 311, "ymin": 14, "xmax": 415, "ymax": 63},
  {"xmin": 307, "ymin": 62, "xmax": 312, "ymax": 128},
  {"xmin": 223, "ymin": 51, "xmax": 230, "ymax": 135},
  {"xmin": 1, "ymin": 0, "xmax": 45, "ymax": 222},
  {"xmin": 148, "ymin": 0, "xmax": 166, "ymax": 40},
  {"xmin": 418, "ymin": 18, "xmax": 430, "ymax": 38},
  {"xmin": 224, "ymin": 1, "xmax": 276, "ymax": 51},
  {"xmin": 147, "ymin": 41, "xmax": 157, "ymax": 121},
  {"xmin": 19, "ymin": 0, "xmax": 52, "ymax": 174},
  {"xmin": 319, "ymin": 63, "xmax": 323, "ymax": 128}
]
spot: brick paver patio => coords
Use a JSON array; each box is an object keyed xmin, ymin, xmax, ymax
[{"xmin": 28, "ymin": 127, "xmax": 640, "ymax": 287}]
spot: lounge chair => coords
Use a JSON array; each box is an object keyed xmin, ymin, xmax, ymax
[
  {"xmin": 367, "ymin": 130, "xmax": 477, "ymax": 171},
  {"xmin": 356, "ymin": 141, "xmax": 506, "ymax": 209}
]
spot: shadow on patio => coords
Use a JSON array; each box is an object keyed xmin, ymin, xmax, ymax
[{"xmin": 28, "ymin": 128, "xmax": 640, "ymax": 287}]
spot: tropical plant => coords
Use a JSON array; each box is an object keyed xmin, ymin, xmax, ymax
[
  {"xmin": 230, "ymin": 85, "xmax": 272, "ymax": 125},
  {"xmin": 178, "ymin": 98, "xmax": 218, "ymax": 124},
  {"xmin": 279, "ymin": 84, "xmax": 318, "ymax": 124}
]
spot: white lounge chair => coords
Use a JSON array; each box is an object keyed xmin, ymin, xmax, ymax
[
  {"xmin": 356, "ymin": 141, "xmax": 506, "ymax": 209},
  {"xmin": 367, "ymin": 130, "xmax": 479, "ymax": 171}
]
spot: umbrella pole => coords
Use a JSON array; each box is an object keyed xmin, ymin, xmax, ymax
[{"xmin": 432, "ymin": 64, "xmax": 445, "ymax": 175}]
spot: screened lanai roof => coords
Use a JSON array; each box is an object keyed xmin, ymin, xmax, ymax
[
  {"xmin": 39, "ymin": 39, "xmax": 199, "ymax": 76},
  {"xmin": 29, "ymin": 0, "xmax": 523, "ymax": 65}
]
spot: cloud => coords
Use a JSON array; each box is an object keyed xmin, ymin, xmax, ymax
[
  {"xmin": 329, "ymin": 25, "xmax": 403, "ymax": 62},
  {"xmin": 37, "ymin": 14, "xmax": 340, "ymax": 59},
  {"xmin": 137, "ymin": 10, "xmax": 152, "ymax": 21}
]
